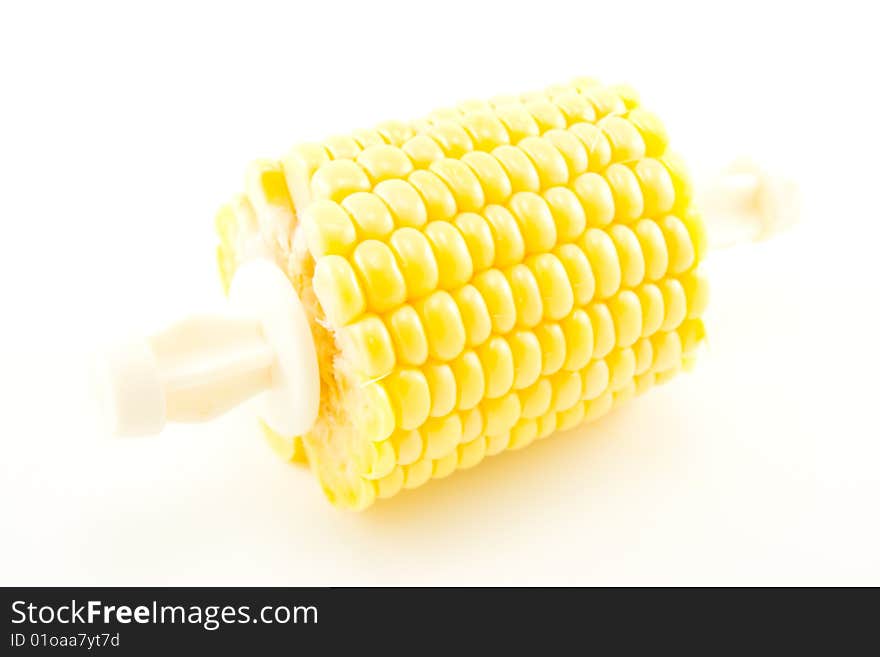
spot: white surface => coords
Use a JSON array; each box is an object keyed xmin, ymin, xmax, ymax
[{"xmin": 0, "ymin": 0, "xmax": 878, "ymax": 586}]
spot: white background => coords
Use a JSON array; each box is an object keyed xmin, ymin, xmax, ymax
[{"xmin": 1, "ymin": 0, "xmax": 878, "ymax": 585}]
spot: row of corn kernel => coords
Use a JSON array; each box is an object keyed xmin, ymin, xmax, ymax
[
  {"xmin": 316, "ymin": 208, "xmax": 706, "ymax": 385},
  {"xmin": 285, "ymin": 77, "xmax": 633, "ymax": 186},
  {"xmin": 344, "ymin": 256, "xmax": 707, "ymax": 443},
  {"xmin": 307, "ymin": 187, "xmax": 700, "ymax": 341},
  {"xmin": 299, "ymin": 115, "xmax": 676, "ymax": 229},
  {"xmin": 361, "ymin": 285, "xmax": 706, "ymax": 476},
  {"xmin": 364, "ymin": 317, "xmax": 705, "ymax": 498}
]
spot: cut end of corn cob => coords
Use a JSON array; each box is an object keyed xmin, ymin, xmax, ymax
[{"xmin": 212, "ymin": 76, "xmax": 711, "ymax": 510}]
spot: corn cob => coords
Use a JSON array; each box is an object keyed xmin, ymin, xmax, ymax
[{"xmin": 215, "ymin": 77, "xmax": 709, "ymax": 510}]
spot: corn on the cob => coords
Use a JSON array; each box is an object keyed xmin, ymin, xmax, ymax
[{"xmin": 215, "ymin": 77, "xmax": 709, "ymax": 510}]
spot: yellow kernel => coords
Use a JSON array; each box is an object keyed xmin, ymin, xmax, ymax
[
  {"xmin": 485, "ymin": 431, "xmax": 511, "ymax": 456},
  {"xmin": 388, "ymin": 227, "xmax": 439, "ymax": 299},
  {"xmin": 462, "ymin": 151, "xmax": 512, "ymax": 204},
  {"xmin": 680, "ymin": 208, "xmax": 709, "ymax": 263},
  {"xmin": 302, "ymin": 200, "xmax": 357, "ymax": 258},
  {"xmin": 385, "ymin": 305, "xmax": 428, "ymax": 366},
  {"xmin": 534, "ymin": 322, "xmax": 566, "ymax": 376},
  {"xmin": 608, "ymin": 290, "xmax": 643, "ymax": 348},
  {"xmin": 660, "ymin": 215, "xmax": 696, "ymax": 274},
  {"xmin": 569, "ymin": 123, "xmax": 612, "ymax": 172},
  {"xmin": 581, "ymin": 86, "xmax": 627, "ymax": 117},
  {"xmin": 407, "ymin": 169, "xmax": 457, "ymax": 222},
  {"xmin": 360, "ymin": 439, "xmax": 396, "ymax": 480},
  {"xmin": 627, "ymin": 109, "xmax": 669, "ymax": 156},
  {"xmin": 492, "ymin": 145, "xmax": 540, "ymax": 193},
  {"xmin": 460, "ymin": 406, "xmax": 484, "ymax": 443},
  {"xmin": 633, "ymin": 219, "xmax": 669, "ymax": 281},
  {"xmin": 508, "ymin": 191, "xmax": 558, "ymax": 254},
  {"xmin": 342, "ymin": 315, "xmax": 396, "ymax": 379},
  {"xmin": 525, "ymin": 98, "xmax": 566, "ymax": 132},
  {"xmin": 483, "ymin": 205, "xmax": 525, "ymax": 268},
  {"xmin": 536, "ymin": 412, "xmax": 558, "ymax": 440},
  {"xmin": 544, "ymin": 186, "xmax": 586, "ymax": 243},
  {"xmin": 543, "ymin": 129, "xmax": 589, "ymax": 178},
  {"xmin": 451, "ymin": 350, "xmax": 486, "ymax": 410},
  {"xmin": 608, "ymin": 224, "xmax": 646, "ymax": 288},
  {"xmin": 403, "ymin": 458, "xmax": 433, "ymax": 489},
  {"xmin": 423, "ymin": 413, "xmax": 463, "ymax": 459},
  {"xmin": 457, "ymin": 435, "xmax": 488, "ymax": 469},
  {"xmin": 599, "ymin": 116, "xmax": 646, "ymax": 163},
  {"xmin": 351, "ymin": 128, "xmax": 386, "ymax": 148},
  {"xmin": 358, "ymin": 383, "xmax": 396, "ymax": 442},
  {"xmin": 402, "ymin": 135, "xmax": 445, "ymax": 169},
  {"xmin": 283, "ymin": 143, "xmax": 330, "ymax": 203},
  {"xmin": 376, "ymin": 466, "xmax": 405, "ymax": 499},
  {"xmin": 416, "ymin": 290, "xmax": 467, "ymax": 361},
  {"xmin": 477, "ymin": 336, "xmax": 515, "ymax": 399},
  {"xmin": 549, "ymin": 89, "xmax": 596, "ymax": 124},
  {"xmin": 322, "ymin": 135, "xmax": 360, "ymax": 160},
  {"xmin": 454, "ymin": 212, "xmax": 496, "ymax": 272},
  {"xmin": 493, "ymin": 103, "xmax": 540, "ymax": 142},
  {"xmin": 556, "ymin": 402, "xmax": 585, "ymax": 432},
  {"xmin": 634, "ymin": 158, "xmax": 675, "ymax": 217},
  {"xmin": 652, "ymin": 331, "xmax": 683, "ymax": 372},
  {"xmin": 310, "ymin": 159, "xmax": 370, "ymax": 202},
  {"xmin": 613, "ymin": 380, "xmax": 637, "ymax": 404},
  {"xmin": 561, "ymin": 309, "xmax": 594, "ymax": 371},
  {"xmin": 508, "ymin": 420, "xmax": 538, "ymax": 450},
  {"xmin": 424, "ymin": 221, "xmax": 474, "ymax": 289},
  {"xmin": 472, "ymin": 268, "xmax": 517, "ymax": 334},
  {"xmin": 352, "ymin": 240, "xmax": 407, "ymax": 313},
  {"xmin": 384, "ymin": 368, "xmax": 431, "ymax": 431},
  {"xmin": 553, "ymin": 243, "xmax": 595, "ymax": 307},
  {"xmin": 610, "ymin": 84, "xmax": 640, "ymax": 110},
  {"xmin": 520, "ymin": 379, "xmax": 553, "ymax": 419},
  {"xmin": 312, "ymin": 255, "xmax": 365, "ymax": 326},
  {"xmin": 551, "ymin": 370, "xmax": 582, "ymax": 412},
  {"xmin": 426, "ymin": 119, "xmax": 474, "ymax": 158},
  {"xmin": 505, "ymin": 264, "xmax": 544, "ymax": 329},
  {"xmin": 374, "ymin": 179, "xmax": 427, "ymax": 228},
  {"xmin": 342, "ymin": 192, "xmax": 394, "ymax": 239},
  {"xmin": 635, "ymin": 371, "xmax": 655, "ymax": 394},
  {"xmin": 580, "ymin": 228, "xmax": 621, "ymax": 300},
  {"xmin": 633, "ymin": 337, "xmax": 654, "ymax": 374},
  {"xmin": 453, "ymin": 284, "xmax": 492, "ymax": 347},
  {"xmin": 660, "ymin": 153, "xmax": 693, "ymax": 212},
  {"xmin": 587, "ymin": 303, "xmax": 615, "ymax": 359},
  {"xmin": 607, "ymin": 348, "xmax": 637, "ymax": 391},
  {"xmin": 604, "ymin": 163, "xmax": 644, "ymax": 223},
  {"xmin": 356, "ymin": 144, "xmax": 413, "ymax": 183},
  {"xmin": 458, "ymin": 110, "xmax": 510, "ymax": 151},
  {"xmin": 680, "ymin": 270, "xmax": 710, "ymax": 319},
  {"xmin": 424, "ymin": 362, "xmax": 457, "ymax": 418},
  {"xmin": 572, "ymin": 172, "xmax": 615, "ymax": 228},
  {"xmin": 679, "ymin": 319, "xmax": 706, "ymax": 357},
  {"xmin": 527, "ymin": 253, "xmax": 574, "ymax": 320},
  {"xmin": 583, "ymin": 390, "xmax": 613, "ymax": 422},
  {"xmin": 377, "ymin": 120, "xmax": 415, "ymax": 147},
  {"xmin": 429, "ymin": 159, "xmax": 485, "ymax": 212},
  {"xmin": 483, "ymin": 392, "xmax": 522, "ymax": 436},
  {"xmin": 392, "ymin": 429, "xmax": 424, "ymax": 466},
  {"xmin": 508, "ymin": 330, "xmax": 543, "ymax": 390},
  {"xmin": 582, "ymin": 359, "xmax": 609, "ymax": 400},
  {"xmin": 637, "ymin": 283, "xmax": 665, "ymax": 337},
  {"xmin": 517, "ymin": 136, "xmax": 569, "ymax": 188},
  {"xmin": 659, "ymin": 279, "xmax": 687, "ymax": 331}
]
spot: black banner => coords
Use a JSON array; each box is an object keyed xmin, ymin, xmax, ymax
[{"xmin": 2, "ymin": 587, "xmax": 870, "ymax": 652}]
